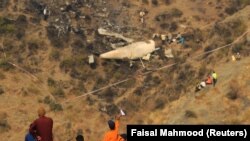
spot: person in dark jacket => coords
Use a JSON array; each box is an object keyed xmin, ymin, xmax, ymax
[
  {"xmin": 29, "ymin": 107, "xmax": 53, "ymax": 141},
  {"xmin": 76, "ymin": 134, "xmax": 84, "ymax": 141}
]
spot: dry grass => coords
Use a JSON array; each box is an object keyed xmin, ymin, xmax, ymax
[{"xmin": 0, "ymin": 1, "xmax": 249, "ymax": 141}]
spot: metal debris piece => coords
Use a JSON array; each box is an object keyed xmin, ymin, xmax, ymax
[
  {"xmin": 98, "ymin": 28, "xmax": 134, "ymax": 43},
  {"xmin": 100, "ymin": 40, "xmax": 155, "ymax": 60}
]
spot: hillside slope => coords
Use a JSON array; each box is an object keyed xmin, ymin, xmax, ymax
[{"xmin": 0, "ymin": 1, "xmax": 249, "ymax": 141}]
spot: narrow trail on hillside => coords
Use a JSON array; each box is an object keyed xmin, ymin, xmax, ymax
[{"xmin": 165, "ymin": 57, "xmax": 250, "ymax": 124}]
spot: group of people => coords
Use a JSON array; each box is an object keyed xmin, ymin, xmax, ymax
[
  {"xmin": 232, "ymin": 52, "xmax": 241, "ymax": 61},
  {"xmin": 25, "ymin": 107, "xmax": 126, "ymax": 141},
  {"xmin": 153, "ymin": 32, "xmax": 185, "ymax": 46},
  {"xmin": 195, "ymin": 71, "xmax": 217, "ymax": 92}
]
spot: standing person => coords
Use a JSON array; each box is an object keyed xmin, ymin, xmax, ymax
[
  {"xmin": 102, "ymin": 114, "xmax": 124, "ymax": 141},
  {"xmin": 76, "ymin": 135, "xmax": 84, "ymax": 141},
  {"xmin": 212, "ymin": 71, "xmax": 217, "ymax": 87},
  {"xmin": 76, "ymin": 129, "xmax": 84, "ymax": 141},
  {"xmin": 30, "ymin": 107, "xmax": 53, "ymax": 141}
]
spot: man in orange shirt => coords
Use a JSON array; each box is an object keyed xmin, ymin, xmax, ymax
[{"xmin": 102, "ymin": 114, "xmax": 125, "ymax": 141}]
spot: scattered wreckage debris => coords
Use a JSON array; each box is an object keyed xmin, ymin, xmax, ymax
[
  {"xmin": 98, "ymin": 28, "xmax": 134, "ymax": 43},
  {"xmin": 164, "ymin": 48, "xmax": 174, "ymax": 58}
]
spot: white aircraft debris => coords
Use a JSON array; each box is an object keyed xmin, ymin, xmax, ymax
[
  {"xmin": 142, "ymin": 54, "xmax": 151, "ymax": 61},
  {"xmin": 88, "ymin": 55, "xmax": 94, "ymax": 64},
  {"xmin": 98, "ymin": 28, "xmax": 134, "ymax": 43},
  {"xmin": 164, "ymin": 48, "xmax": 174, "ymax": 58},
  {"xmin": 100, "ymin": 40, "xmax": 156, "ymax": 60}
]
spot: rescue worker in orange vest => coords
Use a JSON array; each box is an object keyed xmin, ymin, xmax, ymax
[
  {"xmin": 205, "ymin": 75, "xmax": 212, "ymax": 85},
  {"xmin": 102, "ymin": 114, "xmax": 125, "ymax": 141}
]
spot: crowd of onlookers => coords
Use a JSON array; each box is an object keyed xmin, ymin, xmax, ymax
[{"xmin": 25, "ymin": 107, "xmax": 126, "ymax": 141}]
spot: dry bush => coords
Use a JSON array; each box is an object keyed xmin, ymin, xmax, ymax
[
  {"xmin": 164, "ymin": 0, "xmax": 171, "ymax": 5},
  {"xmin": 15, "ymin": 15, "xmax": 28, "ymax": 28},
  {"xmin": 0, "ymin": 17, "xmax": 15, "ymax": 34},
  {"xmin": 43, "ymin": 96, "xmax": 63, "ymax": 112},
  {"xmin": 155, "ymin": 8, "xmax": 182, "ymax": 22},
  {"xmin": 25, "ymin": 0, "xmax": 44, "ymax": 14},
  {"xmin": 142, "ymin": 0, "xmax": 149, "ymax": 4},
  {"xmin": 185, "ymin": 110, "xmax": 197, "ymax": 118},
  {"xmin": 97, "ymin": 88, "xmax": 117, "ymax": 102},
  {"xmin": 28, "ymin": 41, "xmax": 39, "ymax": 54},
  {"xmin": 47, "ymin": 77, "xmax": 65, "ymax": 98},
  {"xmin": 51, "ymin": 86, "xmax": 65, "ymax": 98},
  {"xmin": 227, "ymin": 19, "xmax": 247, "ymax": 37},
  {"xmin": 86, "ymin": 96, "xmax": 95, "ymax": 106},
  {"xmin": 106, "ymin": 104, "xmax": 119, "ymax": 116},
  {"xmin": 203, "ymin": 43, "xmax": 218, "ymax": 57},
  {"xmin": 152, "ymin": 0, "xmax": 158, "ymax": 6},
  {"xmin": 49, "ymin": 49, "xmax": 60, "ymax": 61},
  {"xmin": 60, "ymin": 58, "xmax": 76, "ymax": 73},
  {"xmin": 119, "ymin": 98, "xmax": 139, "ymax": 114},
  {"xmin": 227, "ymin": 80, "xmax": 241, "ymax": 100},
  {"xmin": 0, "ymin": 85, "xmax": 4, "ymax": 95},
  {"xmin": 144, "ymin": 75, "xmax": 161, "ymax": 87},
  {"xmin": 0, "ymin": 112, "xmax": 10, "ymax": 133},
  {"xmin": 118, "ymin": 79, "xmax": 136, "ymax": 88},
  {"xmin": 46, "ymin": 25, "xmax": 69, "ymax": 48},
  {"xmin": 198, "ymin": 64, "xmax": 208, "ymax": 78},
  {"xmin": 47, "ymin": 77, "xmax": 56, "ymax": 87},
  {"xmin": 71, "ymin": 39, "xmax": 87, "ymax": 55},
  {"xmin": 0, "ymin": 72, "xmax": 5, "ymax": 79},
  {"xmin": 0, "ymin": 0, "xmax": 9, "ymax": 10},
  {"xmin": 232, "ymin": 43, "xmax": 243, "ymax": 54},
  {"xmin": 225, "ymin": 0, "xmax": 250, "ymax": 15},
  {"xmin": 225, "ymin": 7, "xmax": 238, "ymax": 15},
  {"xmin": 70, "ymin": 81, "xmax": 87, "ymax": 96},
  {"xmin": 154, "ymin": 98, "xmax": 165, "ymax": 110},
  {"xmin": 0, "ymin": 59, "xmax": 14, "ymax": 71},
  {"xmin": 133, "ymin": 86, "xmax": 144, "ymax": 96}
]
